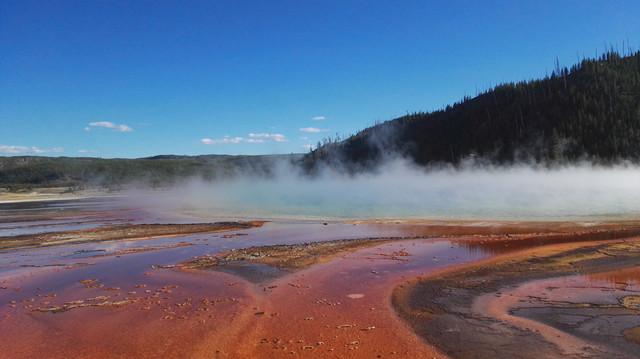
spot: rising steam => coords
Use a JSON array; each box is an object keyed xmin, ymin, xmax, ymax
[{"xmin": 123, "ymin": 159, "xmax": 640, "ymax": 221}]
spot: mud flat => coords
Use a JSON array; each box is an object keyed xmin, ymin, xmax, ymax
[
  {"xmin": 0, "ymin": 222, "xmax": 263, "ymax": 250},
  {"xmin": 393, "ymin": 237, "xmax": 640, "ymax": 358},
  {"xmin": 179, "ymin": 237, "xmax": 406, "ymax": 279}
]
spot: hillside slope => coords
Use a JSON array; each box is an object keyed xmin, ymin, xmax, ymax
[
  {"xmin": 304, "ymin": 51, "xmax": 640, "ymax": 170},
  {"xmin": 0, "ymin": 154, "xmax": 300, "ymax": 189}
]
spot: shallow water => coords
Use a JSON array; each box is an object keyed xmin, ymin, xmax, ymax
[{"xmin": 488, "ymin": 269, "xmax": 640, "ymax": 357}]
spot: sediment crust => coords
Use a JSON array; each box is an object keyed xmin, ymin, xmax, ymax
[
  {"xmin": 0, "ymin": 221, "xmax": 264, "ymax": 250},
  {"xmin": 180, "ymin": 237, "xmax": 397, "ymax": 271}
]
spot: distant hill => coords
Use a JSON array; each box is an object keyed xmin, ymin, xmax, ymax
[
  {"xmin": 303, "ymin": 51, "xmax": 640, "ymax": 171},
  {"xmin": 0, "ymin": 154, "xmax": 300, "ymax": 190}
]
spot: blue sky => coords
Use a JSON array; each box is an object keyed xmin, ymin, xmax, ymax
[{"xmin": 1, "ymin": 0, "xmax": 639, "ymax": 158}]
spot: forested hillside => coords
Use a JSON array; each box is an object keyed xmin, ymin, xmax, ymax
[
  {"xmin": 304, "ymin": 51, "xmax": 640, "ymax": 171},
  {"xmin": 0, "ymin": 154, "xmax": 299, "ymax": 189}
]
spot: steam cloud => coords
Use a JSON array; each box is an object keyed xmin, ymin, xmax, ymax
[{"xmin": 125, "ymin": 159, "xmax": 640, "ymax": 221}]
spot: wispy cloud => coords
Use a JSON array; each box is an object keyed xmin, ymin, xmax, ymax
[
  {"xmin": 201, "ymin": 133, "xmax": 287, "ymax": 145},
  {"xmin": 201, "ymin": 136, "xmax": 244, "ymax": 145},
  {"xmin": 312, "ymin": 116, "xmax": 326, "ymax": 121},
  {"xmin": 86, "ymin": 121, "xmax": 133, "ymax": 133},
  {"xmin": 78, "ymin": 149, "xmax": 97, "ymax": 154},
  {"xmin": 300, "ymin": 127, "xmax": 329, "ymax": 133},
  {"xmin": 248, "ymin": 133, "xmax": 287, "ymax": 142},
  {"xmin": 0, "ymin": 145, "xmax": 64, "ymax": 155},
  {"xmin": 302, "ymin": 144, "xmax": 314, "ymax": 151}
]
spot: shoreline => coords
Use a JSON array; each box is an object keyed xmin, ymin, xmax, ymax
[
  {"xmin": 0, "ymin": 222, "xmax": 264, "ymax": 250},
  {"xmin": 4, "ymin": 194, "xmax": 639, "ymax": 224},
  {"xmin": 0, "ymin": 195, "xmax": 94, "ymax": 204},
  {"xmin": 0, "ymin": 190, "xmax": 116, "ymax": 204}
]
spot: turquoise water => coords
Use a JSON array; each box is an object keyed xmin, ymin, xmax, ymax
[{"xmin": 133, "ymin": 165, "xmax": 640, "ymax": 221}]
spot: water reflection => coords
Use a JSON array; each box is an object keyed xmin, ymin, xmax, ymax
[{"xmin": 587, "ymin": 267, "xmax": 640, "ymax": 288}]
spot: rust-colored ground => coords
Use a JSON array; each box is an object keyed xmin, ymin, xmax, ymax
[{"xmin": 2, "ymin": 217, "xmax": 640, "ymax": 358}]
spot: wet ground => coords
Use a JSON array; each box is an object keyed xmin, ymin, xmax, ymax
[
  {"xmin": 395, "ymin": 239, "xmax": 640, "ymax": 358},
  {"xmin": 500, "ymin": 268, "xmax": 640, "ymax": 356},
  {"xmin": 1, "ymin": 199, "xmax": 640, "ymax": 358}
]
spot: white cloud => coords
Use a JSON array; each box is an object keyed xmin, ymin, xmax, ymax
[
  {"xmin": 78, "ymin": 149, "xmax": 97, "ymax": 154},
  {"xmin": 312, "ymin": 116, "xmax": 326, "ymax": 121},
  {"xmin": 201, "ymin": 136, "xmax": 244, "ymax": 145},
  {"xmin": 201, "ymin": 133, "xmax": 287, "ymax": 145},
  {"xmin": 86, "ymin": 121, "xmax": 133, "ymax": 132},
  {"xmin": 248, "ymin": 133, "xmax": 287, "ymax": 142},
  {"xmin": 0, "ymin": 145, "xmax": 64, "ymax": 155},
  {"xmin": 300, "ymin": 127, "xmax": 329, "ymax": 133},
  {"xmin": 302, "ymin": 144, "xmax": 314, "ymax": 151}
]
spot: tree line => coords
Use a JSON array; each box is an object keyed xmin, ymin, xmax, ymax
[{"xmin": 304, "ymin": 50, "xmax": 640, "ymax": 171}]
